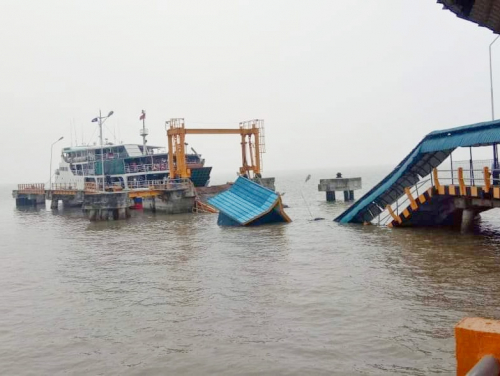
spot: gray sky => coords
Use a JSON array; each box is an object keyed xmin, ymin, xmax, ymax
[{"xmin": 1, "ymin": 1, "xmax": 498, "ymax": 183}]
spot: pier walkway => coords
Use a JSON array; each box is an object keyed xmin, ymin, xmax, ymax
[
  {"xmin": 335, "ymin": 119, "xmax": 500, "ymax": 227},
  {"xmin": 383, "ymin": 166, "xmax": 500, "ymax": 231},
  {"xmin": 14, "ymin": 179, "xmax": 192, "ymax": 201}
]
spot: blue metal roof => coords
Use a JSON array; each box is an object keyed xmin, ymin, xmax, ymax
[
  {"xmin": 208, "ymin": 177, "xmax": 280, "ymax": 225},
  {"xmin": 335, "ymin": 119, "xmax": 500, "ymax": 224}
]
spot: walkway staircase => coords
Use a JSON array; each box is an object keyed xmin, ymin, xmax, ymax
[{"xmin": 380, "ymin": 167, "xmax": 500, "ymax": 229}]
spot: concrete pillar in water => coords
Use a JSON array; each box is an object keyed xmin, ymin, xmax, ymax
[
  {"xmin": 326, "ymin": 191, "xmax": 336, "ymax": 202},
  {"xmin": 50, "ymin": 199, "xmax": 58, "ymax": 209},
  {"xmin": 83, "ymin": 192, "xmax": 130, "ymax": 221},
  {"xmin": 461, "ymin": 209, "xmax": 475, "ymax": 233},
  {"xmin": 117, "ymin": 208, "xmax": 129, "ymax": 220},
  {"xmin": 318, "ymin": 177, "xmax": 361, "ymax": 202},
  {"xmin": 151, "ymin": 197, "xmax": 156, "ymax": 213}
]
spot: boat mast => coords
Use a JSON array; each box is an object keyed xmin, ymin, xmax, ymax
[
  {"xmin": 140, "ymin": 110, "xmax": 148, "ymax": 155},
  {"xmin": 94, "ymin": 109, "xmax": 113, "ymax": 191}
]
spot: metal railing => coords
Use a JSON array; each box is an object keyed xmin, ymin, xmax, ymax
[
  {"xmin": 376, "ymin": 164, "xmax": 499, "ymax": 226},
  {"xmin": 125, "ymin": 163, "xmax": 157, "ymax": 173},
  {"xmin": 76, "ymin": 179, "xmax": 192, "ymax": 193},
  {"xmin": 84, "ymin": 182, "xmax": 99, "ymax": 193},
  {"xmin": 71, "ymin": 169, "xmax": 95, "ymax": 176},
  {"xmin": 127, "ymin": 178, "xmax": 192, "ymax": 191},
  {"xmin": 377, "ymin": 178, "xmax": 432, "ymax": 226},
  {"xmin": 434, "ymin": 166, "xmax": 500, "ymax": 187},
  {"xmin": 51, "ymin": 183, "xmax": 79, "ymax": 191},
  {"xmin": 17, "ymin": 184, "xmax": 45, "ymax": 194}
]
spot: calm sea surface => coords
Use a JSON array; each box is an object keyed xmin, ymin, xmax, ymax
[{"xmin": 2, "ymin": 167, "xmax": 500, "ymax": 375}]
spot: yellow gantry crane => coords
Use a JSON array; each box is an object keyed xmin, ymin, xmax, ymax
[{"xmin": 166, "ymin": 118, "xmax": 265, "ymax": 179}]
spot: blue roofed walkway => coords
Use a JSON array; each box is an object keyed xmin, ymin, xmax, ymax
[{"xmin": 335, "ymin": 119, "xmax": 500, "ymax": 224}]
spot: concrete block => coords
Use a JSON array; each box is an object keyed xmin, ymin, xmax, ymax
[{"xmin": 456, "ymin": 317, "xmax": 500, "ymax": 375}]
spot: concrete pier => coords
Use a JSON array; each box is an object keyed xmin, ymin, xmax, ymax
[
  {"xmin": 83, "ymin": 192, "xmax": 131, "ymax": 221},
  {"xmin": 318, "ymin": 176, "xmax": 362, "ymax": 202},
  {"xmin": 48, "ymin": 192, "xmax": 85, "ymax": 210},
  {"xmin": 15, "ymin": 194, "xmax": 45, "ymax": 207},
  {"xmin": 12, "ymin": 184, "xmax": 46, "ymax": 207},
  {"xmin": 13, "ymin": 179, "xmax": 215, "ymax": 219},
  {"xmin": 143, "ymin": 189, "xmax": 196, "ymax": 214}
]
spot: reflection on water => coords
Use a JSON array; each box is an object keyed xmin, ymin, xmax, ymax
[{"xmin": 3, "ymin": 168, "xmax": 500, "ymax": 375}]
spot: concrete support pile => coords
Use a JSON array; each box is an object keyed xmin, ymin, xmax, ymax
[{"xmin": 83, "ymin": 192, "xmax": 130, "ymax": 221}]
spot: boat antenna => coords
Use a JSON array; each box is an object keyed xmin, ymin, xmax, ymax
[
  {"xmin": 73, "ymin": 119, "xmax": 77, "ymax": 146},
  {"xmin": 70, "ymin": 119, "xmax": 73, "ymax": 147}
]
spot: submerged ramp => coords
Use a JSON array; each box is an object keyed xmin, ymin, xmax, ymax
[
  {"xmin": 208, "ymin": 176, "xmax": 291, "ymax": 226},
  {"xmin": 335, "ymin": 119, "xmax": 500, "ymax": 224}
]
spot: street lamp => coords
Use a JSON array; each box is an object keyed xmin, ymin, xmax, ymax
[
  {"xmin": 92, "ymin": 110, "xmax": 114, "ymax": 191},
  {"xmin": 490, "ymin": 36, "xmax": 500, "ymax": 171},
  {"xmin": 49, "ymin": 136, "xmax": 64, "ymax": 191},
  {"xmin": 489, "ymin": 35, "xmax": 499, "ymax": 120}
]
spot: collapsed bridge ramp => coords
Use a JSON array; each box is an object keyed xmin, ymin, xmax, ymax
[{"xmin": 335, "ymin": 119, "xmax": 500, "ymax": 224}]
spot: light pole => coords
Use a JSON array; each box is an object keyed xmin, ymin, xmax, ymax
[
  {"xmin": 49, "ymin": 136, "xmax": 64, "ymax": 190},
  {"xmin": 490, "ymin": 35, "xmax": 499, "ymax": 120},
  {"xmin": 92, "ymin": 110, "xmax": 114, "ymax": 191},
  {"xmin": 490, "ymin": 36, "xmax": 500, "ymax": 171}
]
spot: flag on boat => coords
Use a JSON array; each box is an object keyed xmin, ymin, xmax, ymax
[
  {"xmin": 139, "ymin": 110, "xmax": 146, "ymax": 120},
  {"xmin": 91, "ymin": 117, "xmax": 98, "ymax": 122}
]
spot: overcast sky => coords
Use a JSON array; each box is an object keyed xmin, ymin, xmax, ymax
[{"xmin": 1, "ymin": 1, "xmax": 498, "ymax": 183}]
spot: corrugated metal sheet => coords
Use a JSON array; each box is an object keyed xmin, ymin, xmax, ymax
[
  {"xmin": 421, "ymin": 119, "xmax": 500, "ymax": 152},
  {"xmin": 335, "ymin": 119, "xmax": 500, "ymax": 224},
  {"xmin": 439, "ymin": 0, "xmax": 500, "ymax": 34},
  {"xmin": 208, "ymin": 176, "xmax": 279, "ymax": 225}
]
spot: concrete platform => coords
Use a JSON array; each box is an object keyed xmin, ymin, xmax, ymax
[{"xmin": 318, "ymin": 177, "xmax": 362, "ymax": 202}]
